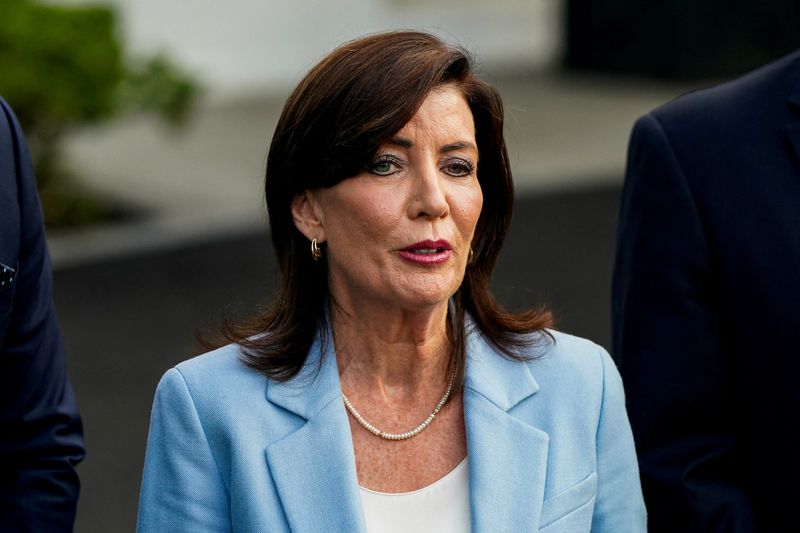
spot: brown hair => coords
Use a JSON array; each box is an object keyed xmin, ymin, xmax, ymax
[{"xmin": 207, "ymin": 31, "xmax": 552, "ymax": 388}]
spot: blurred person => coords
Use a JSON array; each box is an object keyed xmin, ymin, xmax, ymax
[
  {"xmin": 138, "ymin": 31, "xmax": 646, "ymax": 532},
  {"xmin": 613, "ymin": 49, "xmax": 800, "ymax": 532},
  {"xmin": 0, "ymin": 98, "xmax": 85, "ymax": 530}
]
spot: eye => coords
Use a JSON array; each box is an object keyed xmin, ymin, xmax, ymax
[
  {"xmin": 442, "ymin": 158, "xmax": 474, "ymax": 177},
  {"xmin": 366, "ymin": 155, "xmax": 403, "ymax": 176}
]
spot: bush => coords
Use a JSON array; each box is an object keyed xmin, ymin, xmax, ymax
[{"xmin": 0, "ymin": 0, "xmax": 199, "ymax": 227}]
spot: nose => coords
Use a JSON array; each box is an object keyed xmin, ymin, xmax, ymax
[{"xmin": 408, "ymin": 161, "xmax": 448, "ymax": 219}]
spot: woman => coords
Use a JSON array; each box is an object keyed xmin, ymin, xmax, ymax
[{"xmin": 137, "ymin": 31, "xmax": 646, "ymax": 532}]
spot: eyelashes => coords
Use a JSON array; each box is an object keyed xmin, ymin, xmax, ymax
[
  {"xmin": 366, "ymin": 154, "xmax": 475, "ymax": 178},
  {"xmin": 442, "ymin": 159, "xmax": 474, "ymax": 177},
  {"xmin": 366, "ymin": 155, "xmax": 404, "ymax": 176}
]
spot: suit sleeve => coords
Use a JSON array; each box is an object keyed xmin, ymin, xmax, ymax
[
  {"xmin": 591, "ymin": 345, "xmax": 647, "ymax": 533},
  {"xmin": 611, "ymin": 113, "xmax": 757, "ymax": 531},
  {"xmin": 0, "ymin": 98, "xmax": 85, "ymax": 531},
  {"xmin": 137, "ymin": 368, "xmax": 232, "ymax": 532}
]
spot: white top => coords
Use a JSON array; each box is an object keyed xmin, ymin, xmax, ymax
[{"xmin": 359, "ymin": 458, "xmax": 471, "ymax": 533}]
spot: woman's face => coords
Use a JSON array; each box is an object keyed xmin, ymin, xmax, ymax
[{"xmin": 293, "ymin": 84, "xmax": 483, "ymax": 312}]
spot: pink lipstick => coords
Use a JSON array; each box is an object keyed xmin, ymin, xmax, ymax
[{"xmin": 399, "ymin": 240, "xmax": 452, "ymax": 265}]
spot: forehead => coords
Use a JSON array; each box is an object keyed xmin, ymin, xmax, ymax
[{"xmin": 395, "ymin": 85, "xmax": 475, "ymax": 141}]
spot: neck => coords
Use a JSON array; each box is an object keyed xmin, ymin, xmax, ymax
[{"xmin": 331, "ymin": 298, "xmax": 451, "ymax": 397}]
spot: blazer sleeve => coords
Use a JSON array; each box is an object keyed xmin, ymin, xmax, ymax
[
  {"xmin": 591, "ymin": 345, "xmax": 647, "ymax": 533},
  {"xmin": 0, "ymin": 98, "xmax": 85, "ymax": 531},
  {"xmin": 611, "ymin": 113, "xmax": 757, "ymax": 531},
  {"xmin": 137, "ymin": 368, "xmax": 232, "ymax": 533}
]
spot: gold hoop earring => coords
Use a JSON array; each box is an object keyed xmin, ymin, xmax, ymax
[
  {"xmin": 468, "ymin": 246, "xmax": 474, "ymax": 263},
  {"xmin": 311, "ymin": 238, "xmax": 322, "ymax": 261}
]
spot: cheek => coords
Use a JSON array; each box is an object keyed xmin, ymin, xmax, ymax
[
  {"xmin": 452, "ymin": 185, "xmax": 484, "ymax": 236},
  {"xmin": 325, "ymin": 191, "xmax": 402, "ymax": 248}
]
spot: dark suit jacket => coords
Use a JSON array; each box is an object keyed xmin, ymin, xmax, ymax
[
  {"xmin": 613, "ymin": 50, "xmax": 800, "ymax": 532},
  {"xmin": 0, "ymin": 98, "xmax": 84, "ymax": 531}
]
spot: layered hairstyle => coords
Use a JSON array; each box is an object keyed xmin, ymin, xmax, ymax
[{"xmin": 209, "ymin": 31, "xmax": 552, "ymax": 388}]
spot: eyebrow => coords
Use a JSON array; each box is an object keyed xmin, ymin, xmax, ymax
[
  {"xmin": 389, "ymin": 137, "xmax": 477, "ymax": 153},
  {"xmin": 440, "ymin": 141, "xmax": 477, "ymax": 153}
]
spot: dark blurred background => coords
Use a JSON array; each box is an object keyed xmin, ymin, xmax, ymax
[
  {"xmin": 566, "ymin": 0, "xmax": 800, "ymax": 78},
  {"xmin": 2, "ymin": 0, "xmax": 798, "ymax": 530}
]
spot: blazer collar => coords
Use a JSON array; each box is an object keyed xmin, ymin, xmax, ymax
[
  {"xmin": 264, "ymin": 319, "xmax": 544, "ymax": 418},
  {"xmin": 463, "ymin": 325, "xmax": 540, "ymax": 407},
  {"xmin": 464, "ymin": 328, "xmax": 550, "ymax": 532},
  {"xmin": 264, "ymin": 321, "xmax": 551, "ymax": 533},
  {"xmin": 264, "ymin": 326, "xmax": 368, "ymax": 532},
  {"xmin": 265, "ymin": 324, "xmax": 341, "ymax": 420}
]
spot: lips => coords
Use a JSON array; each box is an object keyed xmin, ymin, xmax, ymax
[{"xmin": 399, "ymin": 240, "xmax": 452, "ymax": 264}]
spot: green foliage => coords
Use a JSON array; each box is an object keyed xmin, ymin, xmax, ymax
[
  {"xmin": 0, "ymin": 0, "xmax": 123, "ymax": 128},
  {"xmin": 38, "ymin": 170, "xmax": 132, "ymax": 229},
  {"xmin": 0, "ymin": 0, "xmax": 199, "ymax": 226},
  {"xmin": 121, "ymin": 54, "xmax": 198, "ymax": 128}
]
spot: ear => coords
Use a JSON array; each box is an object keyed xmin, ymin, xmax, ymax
[{"xmin": 291, "ymin": 191, "xmax": 326, "ymax": 242}]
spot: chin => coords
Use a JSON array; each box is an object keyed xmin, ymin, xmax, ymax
[{"xmin": 393, "ymin": 282, "xmax": 460, "ymax": 310}]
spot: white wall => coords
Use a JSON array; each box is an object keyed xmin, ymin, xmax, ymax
[{"xmin": 58, "ymin": 0, "xmax": 562, "ymax": 97}]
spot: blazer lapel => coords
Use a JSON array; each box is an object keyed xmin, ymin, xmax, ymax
[
  {"xmin": 264, "ymin": 329, "xmax": 367, "ymax": 533},
  {"xmin": 464, "ymin": 330, "xmax": 550, "ymax": 532},
  {"xmin": 786, "ymin": 61, "xmax": 800, "ymax": 166}
]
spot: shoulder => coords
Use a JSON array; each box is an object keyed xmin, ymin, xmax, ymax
[
  {"xmin": 0, "ymin": 97, "xmax": 16, "ymax": 135},
  {"xmin": 172, "ymin": 343, "xmax": 260, "ymax": 387},
  {"xmin": 0, "ymin": 97, "xmax": 22, "ymax": 225},
  {"xmin": 645, "ymin": 49, "xmax": 800, "ymax": 137},
  {"xmin": 529, "ymin": 329, "xmax": 612, "ymax": 383},
  {"xmin": 0, "ymin": 97, "xmax": 26, "ymax": 169},
  {"xmin": 1, "ymin": 96, "xmax": 41, "ymax": 257},
  {"xmin": 521, "ymin": 330, "xmax": 621, "ymax": 415},
  {"xmin": 150, "ymin": 343, "xmax": 319, "ymax": 458},
  {"xmin": 159, "ymin": 343, "xmax": 266, "ymax": 403},
  {"xmin": 154, "ymin": 344, "xmax": 274, "ymax": 431}
]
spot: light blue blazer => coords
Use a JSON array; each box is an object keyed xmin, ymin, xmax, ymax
[{"xmin": 137, "ymin": 326, "xmax": 646, "ymax": 532}]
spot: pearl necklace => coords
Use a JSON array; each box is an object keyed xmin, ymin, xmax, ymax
[{"xmin": 342, "ymin": 372, "xmax": 455, "ymax": 441}]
